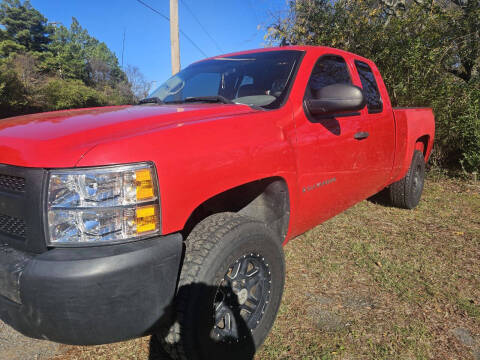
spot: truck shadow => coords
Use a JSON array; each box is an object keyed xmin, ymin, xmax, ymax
[
  {"xmin": 148, "ymin": 336, "xmax": 174, "ymax": 359},
  {"xmin": 367, "ymin": 188, "xmax": 393, "ymax": 207},
  {"xmin": 310, "ymin": 116, "xmax": 341, "ymax": 136},
  {"xmin": 147, "ymin": 282, "xmax": 255, "ymax": 360}
]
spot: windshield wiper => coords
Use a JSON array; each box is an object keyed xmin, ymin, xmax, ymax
[
  {"xmin": 138, "ymin": 97, "xmax": 164, "ymax": 105},
  {"xmin": 184, "ymin": 96, "xmax": 234, "ymax": 104}
]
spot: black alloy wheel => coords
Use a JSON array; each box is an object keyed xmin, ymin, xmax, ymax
[
  {"xmin": 159, "ymin": 213, "xmax": 285, "ymax": 360},
  {"xmin": 213, "ymin": 253, "xmax": 271, "ymax": 343}
]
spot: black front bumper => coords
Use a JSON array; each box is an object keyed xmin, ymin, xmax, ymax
[{"xmin": 0, "ymin": 234, "xmax": 182, "ymax": 345}]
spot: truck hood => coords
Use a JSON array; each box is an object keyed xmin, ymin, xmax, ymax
[{"xmin": 0, "ymin": 104, "xmax": 256, "ymax": 168}]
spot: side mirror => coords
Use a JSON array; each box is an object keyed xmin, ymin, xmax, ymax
[{"xmin": 305, "ymin": 84, "xmax": 366, "ymax": 115}]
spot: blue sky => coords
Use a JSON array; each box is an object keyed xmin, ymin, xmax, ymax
[{"xmin": 30, "ymin": 0, "xmax": 289, "ymax": 86}]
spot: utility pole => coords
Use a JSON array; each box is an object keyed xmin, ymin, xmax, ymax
[{"xmin": 170, "ymin": 0, "xmax": 180, "ymax": 75}]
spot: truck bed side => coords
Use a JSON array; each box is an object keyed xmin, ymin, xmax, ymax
[{"xmin": 389, "ymin": 108, "xmax": 435, "ymax": 184}]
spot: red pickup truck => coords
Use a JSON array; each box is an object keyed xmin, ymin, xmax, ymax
[{"xmin": 0, "ymin": 46, "xmax": 434, "ymax": 359}]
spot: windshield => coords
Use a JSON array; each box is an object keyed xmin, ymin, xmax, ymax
[{"xmin": 149, "ymin": 50, "xmax": 303, "ymax": 109}]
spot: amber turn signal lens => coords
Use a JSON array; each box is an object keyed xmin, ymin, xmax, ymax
[
  {"xmin": 136, "ymin": 169, "xmax": 155, "ymax": 201},
  {"xmin": 135, "ymin": 205, "xmax": 158, "ymax": 234}
]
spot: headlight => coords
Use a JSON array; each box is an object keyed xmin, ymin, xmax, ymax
[{"xmin": 47, "ymin": 163, "xmax": 160, "ymax": 246}]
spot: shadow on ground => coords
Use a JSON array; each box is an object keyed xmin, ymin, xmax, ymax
[
  {"xmin": 148, "ymin": 337, "xmax": 173, "ymax": 360},
  {"xmin": 367, "ymin": 188, "xmax": 393, "ymax": 207},
  {"xmin": 147, "ymin": 282, "xmax": 256, "ymax": 360},
  {"xmin": 1, "ymin": 283, "xmax": 256, "ymax": 360}
]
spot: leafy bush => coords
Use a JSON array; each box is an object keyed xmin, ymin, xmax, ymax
[
  {"xmin": 40, "ymin": 78, "xmax": 107, "ymax": 110},
  {"xmin": 456, "ymin": 84, "xmax": 480, "ymax": 172},
  {"xmin": 0, "ymin": 58, "xmax": 28, "ymax": 117}
]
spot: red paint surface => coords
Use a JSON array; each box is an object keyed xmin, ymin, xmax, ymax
[{"xmin": 0, "ymin": 46, "xmax": 435, "ymax": 242}]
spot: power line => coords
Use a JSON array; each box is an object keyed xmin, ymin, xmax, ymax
[
  {"xmin": 179, "ymin": 0, "xmax": 223, "ymax": 53},
  {"xmin": 135, "ymin": 0, "xmax": 169, "ymax": 20},
  {"xmin": 179, "ymin": 30, "xmax": 208, "ymax": 57},
  {"xmin": 134, "ymin": 0, "xmax": 208, "ymax": 58}
]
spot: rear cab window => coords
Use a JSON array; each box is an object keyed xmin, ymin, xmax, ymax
[{"xmin": 354, "ymin": 60, "xmax": 383, "ymax": 114}]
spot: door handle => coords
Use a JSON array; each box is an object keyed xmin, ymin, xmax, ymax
[{"xmin": 354, "ymin": 131, "xmax": 369, "ymax": 140}]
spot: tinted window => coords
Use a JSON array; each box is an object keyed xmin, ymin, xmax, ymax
[
  {"xmin": 355, "ymin": 61, "xmax": 383, "ymax": 113},
  {"xmin": 182, "ymin": 73, "xmax": 221, "ymax": 98},
  {"xmin": 306, "ymin": 55, "xmax": 351, "ymax": 98},
  {"xmin": 149, "ymin": 50, "xmax": 303, "ymax": 109},
  {"xmin": 239, "ymin": 75, "xmax": 254, "ymax": 87}
]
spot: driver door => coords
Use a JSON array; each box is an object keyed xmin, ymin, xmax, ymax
[{"xmin": 294, "ymin": 54, "xmax": 372, "ymax": 230}]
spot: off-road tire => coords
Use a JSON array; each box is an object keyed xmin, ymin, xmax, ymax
[
  {"xmin": 389, "ymin": 150, "xmax": 425, "ymax": 209},
  {"xmin": 159, "ymin": 213, "xmax": 285, "ymax": 360}
]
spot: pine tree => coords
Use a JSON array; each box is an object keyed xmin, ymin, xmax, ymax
[{"xmin": 0, "ymin": 0, "xmax": 53, "ymax": 52}]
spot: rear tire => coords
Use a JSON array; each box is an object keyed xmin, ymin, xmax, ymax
[
  {"xmin": 159, "ymin": 213, "xmax": 285, "ymax": 360},
  {"xmin": 389, "ymin": 150, "xmax": 425, "ymax": 209}
]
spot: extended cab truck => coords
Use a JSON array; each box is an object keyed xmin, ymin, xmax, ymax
[{"xmin": 0, "ymin": 46, "xmax": 434, "ymax": 359}]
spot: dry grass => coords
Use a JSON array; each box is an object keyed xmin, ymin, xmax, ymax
[{"xmin": 53, "ymin": 177, "xmax": 480, "ymax": 360}]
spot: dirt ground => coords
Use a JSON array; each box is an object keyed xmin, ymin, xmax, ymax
[{"xmin": 1, "ymin": 176, "xmax": 479, "ymax": 359}]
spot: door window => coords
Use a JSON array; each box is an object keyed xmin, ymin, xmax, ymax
[
  {"xmin": 306, "ymin": 55, "xmax": 352, "ymax": 99},
  {"xmin": 355, "ymin": 61, "xmax": 383, "ymax": 113}
]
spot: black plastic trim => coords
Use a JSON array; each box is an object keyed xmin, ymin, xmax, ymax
[
  {"xmin": 0, "ymin": 233, "xmax": 182, "ymax": 345},
  {"xmin": 306, "ymin": 109, "xmax": 362, "ymax": 121},
  {"xmin": 303, "ymin": 98, "xmax": 362, "ymax": 122},
  {"xmin": 354, "ymin": 131, "xmax": 370, "ymax": 140},
  {"xmin": 0, "ymin": 244, "xmax": 33, "ymax": 303},
  {"xmin": 0, "ymin": 164, "xmax": 48, "ymax": 253}
]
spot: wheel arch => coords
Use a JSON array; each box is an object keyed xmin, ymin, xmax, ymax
[
  {"xmin": 415, "ymin": 134, "xmax": 431, "ymax": 160},
  {"xmin": 180, "ymin": 177, "xmax": 291, "ymax": 244}
]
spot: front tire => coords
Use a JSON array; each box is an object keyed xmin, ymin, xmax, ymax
[
  {"xmin": 160, "ymin": 213, "xmax": 285, "ymax": 360},
  {"xmin": 389, "ymin": 150, "xmax": 426, "ymax": 209}
]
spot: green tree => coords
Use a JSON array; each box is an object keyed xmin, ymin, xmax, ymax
[
  {"xmin": 0, "ymin": 0, "xmax": 139, "ymax": 116},
  {"xmin": 0, "ymin": 0, "xmax": 53, "ymax": 52},
  {"xmin": 44, "ymin": 18, "xmax": 126, "ymax": 86},
  {"xmin": 0, "ymin": 38, "xmax": 25, "ymax": 57},
  {"xmin": 43, "ymin": 18, "xmax": 91, "ymax": 80}
]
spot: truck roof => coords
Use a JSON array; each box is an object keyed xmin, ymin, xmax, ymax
[{"xmin": 197, "ymin": 45, "xmax": 373, "ymax": 66}]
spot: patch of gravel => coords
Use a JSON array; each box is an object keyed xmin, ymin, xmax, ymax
[
  {"xmin": 342, "ymin": 294, "xmax": 376, "ymax": 310},
  {"xmin": 0, "ymin": 320, "xmax": 62, "ymax": 360},
  {"xmin": 451, "ymin": 327, "xmax": 480, "ymax": 360},
  {"xmin": 451, "ymin": 327, "xmax": 477, "ymax": 347},
  {"xmin": 474, "ymin": 348, "xmax": 480, "ymax": 360},
  {"xmin": 305, "ymin": 293, "xmax": 335, "ymax": 305},
  {"xmin": 307, "ymin": 306, "xmax": 351, "ymax": 332}
]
